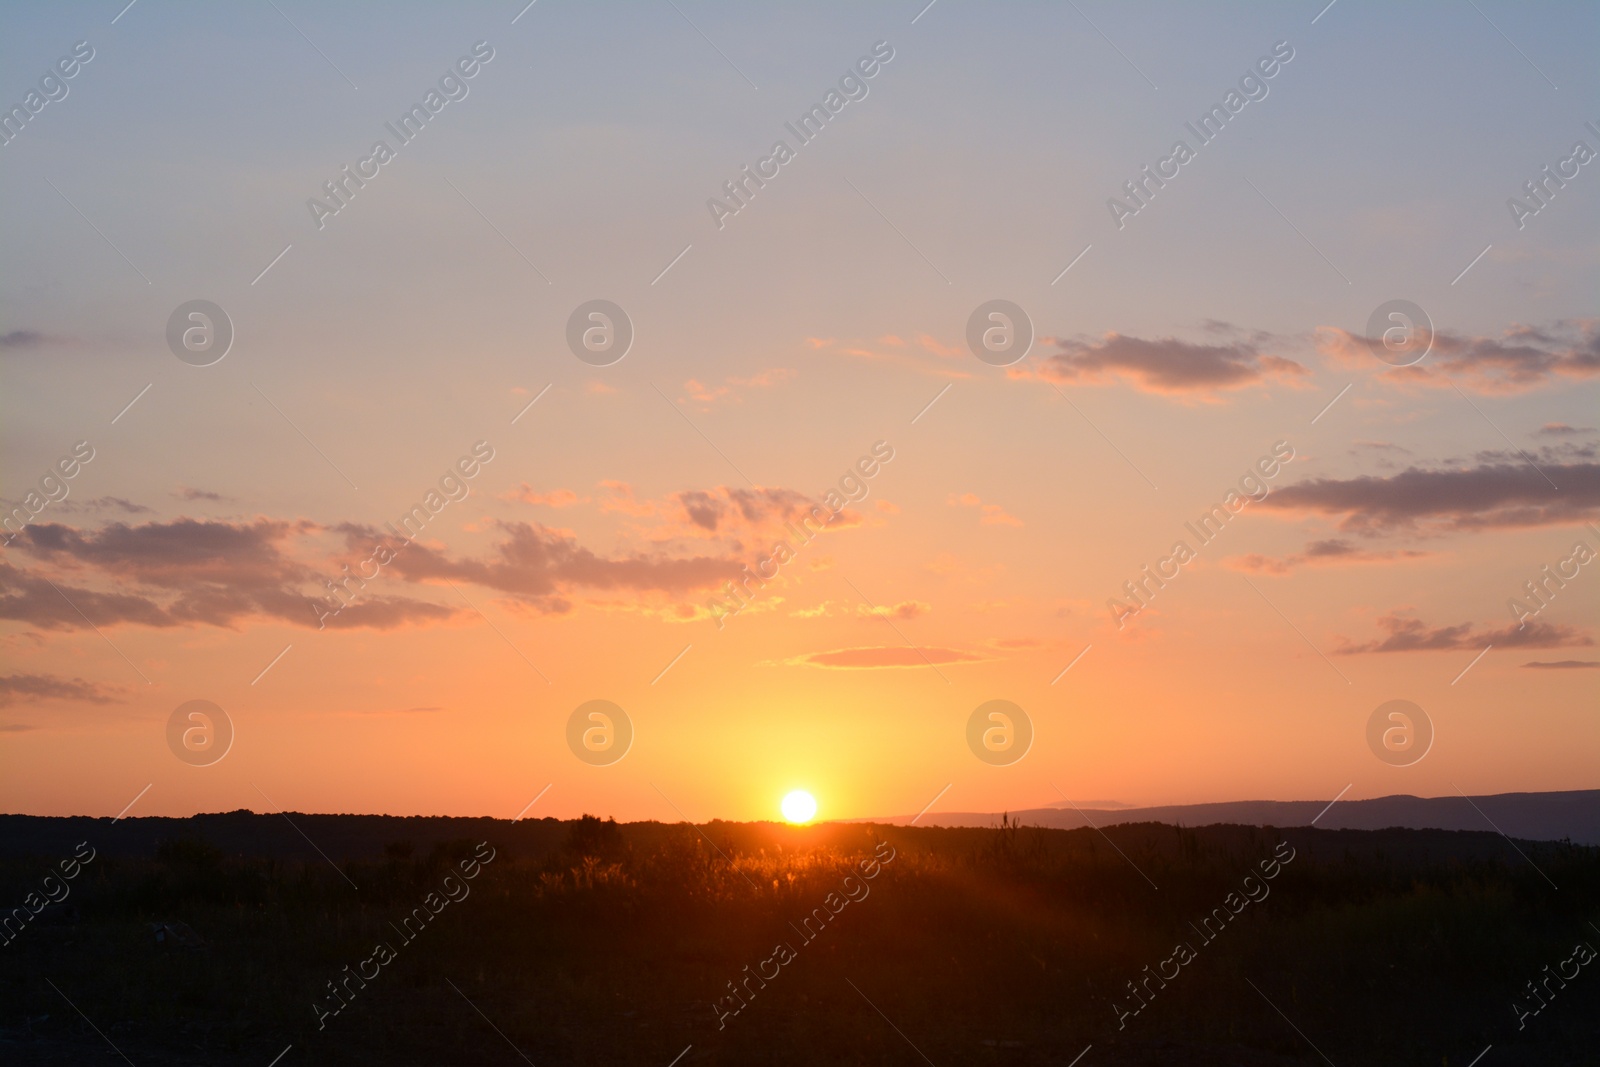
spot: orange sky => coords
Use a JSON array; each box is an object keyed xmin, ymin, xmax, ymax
[{"xmin": 2, "ymin": 1, "xmax": 1596, "ymax": 822}]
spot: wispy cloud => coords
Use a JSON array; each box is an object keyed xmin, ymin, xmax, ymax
[
  {"xmin": 792, "ymin": 599, "xmax": 930, "ymax": 620},
  {"xmin": 1019, "ymin": 330, "xmax": 1308, "ymax": 398},
  {"xmin": 1225, "ymin": 539, "xmax": 1432, "ymax": 574},
  {"xmin": 808, "ymin": 335, "xmax": 971, "ymax": 379},
  {"xmin": 176, "ymin": 487, "xmax": 233, "ymax": 503},
  {"xmin": 680, "ymin": 368, "xmax": 795, "ymax": 408},
  {"xmin": 499, "ymin": 484, "xmax": 587, "ymax": 508},
  {"xmin": 787, "ymin": 645, "xmax": 985, "ymax": 669},
  {"xmin": 4, "ymin": 518, "xmax": 455, "ymax": 632},
  {"xmin": 353, "ymin": 520, "xmax": 742, "ymax": 615},
  {"xmin": 1315, "ymin": 318, "xmax": 1599, "ymax": 394},
  {"xmin": 1536, "ymin": 423, "xmax": 1595, "ymax": 438},
  {"xmin": 1337, "ymin": 613, "xmax": 1591, "ymax": 654},
  {"xmin": 55, "ymin": 496, "xmax": 154, "ymax": 516},
  {"xmin": 0, "ymin": 330, "xmax": 58, "ymax": 351},
  {"xmin": 947, "ymin": 492, "xmax": 1022, "ymax": 527},
  {"xmin": 1261, "ymin": 462, "xmax": 1599, "ymax": 534},
  {"xmin": 0, "ymin": 673, "xmax": 124, "ymax": 707}
]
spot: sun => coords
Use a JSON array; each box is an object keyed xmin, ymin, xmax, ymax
[{"xmin": 781, "ymin": 790, "xmax": 818, "ymax": 824}]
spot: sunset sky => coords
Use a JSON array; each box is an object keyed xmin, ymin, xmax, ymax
[{"xmin": 2, "ymin": 1, "xmax": 1596, "ymax": 825}]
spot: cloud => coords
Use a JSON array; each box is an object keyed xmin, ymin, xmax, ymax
[
  {"xmin": 681, "ymin": 368, "xmax": 795, "ymax": 408},
  {"xmin": 1314, "ymin": 319, "xmax": 1600, "ymax": 393},
  {"xmin": 1505, "ymin": 440, "xmax": 1599, "ymax": 463},
  {"xmin": 790, "ymin": 599, "xmax": 927, "ymax": 621},
  {"xmin": 499, "ymin": 484, "xmax": 586, "ymax": 508},
  {"xmin": 1347, "ymin": 441, "xmax": 1414, "ymax": 471},
  {"xmin": 985, "ymin": 636, "xmax": 1048, "ymax": 650},
  {"xmin": 0, "ymin": 330, "xmax": 52, "ymax": 350},
  {"xmin": 464, "ymin": 479, "xmax": 859, "ymax": 599},
  {"xmin": 808, "ymin": 335, "xmax": 970, "ymax": 379},
  {"xmin": 312, "ymin": 594, "xmax": 460, "ymax": 631},
  {"xmin": 176, "ymin": 487, "xmax": 232, "ymax": 503},
  {"xmin": 598, "ymin": 481, "xmax": 658, "ymax": 517},
  {"xmin": 788, "ymin": 645, "xmax": 985, "ymax": 669},
  {"xmin": 916, "ymin": 334, "xmax": 963, "ymax": 358},
  {"xmin": 658, "ymin": 486, "xmax": 858, "ymax": 544},
  {"xmin": 357, "ymin": 520, "xmax": 742, "ymax": 613},
  {"xmin": 0, "ymin": 558, "xmax": 180, "ymax": 630},
  {"xmin": 53, "ymin": 496, "xmax": 155, "ymax": 516},
  {"xmin": 1225, "ymin": 539, "xmax": 1432, "ymax": 575},
  {"xmin": 676, "ymin": 486, "xmax": 814, "ymax": 533},
  {"xmin": 2, "ymin": 485, "xmax": 844, "ymax": 634},
  {"xmin": 1021, "ymin": 331, "xmax": 1308, "ymax": 397},
  {"xmin": 3, "ymin": 518, "xmax": 454, "ymax": 632},
  {"xmin": 18, "ymin": 517, "xmax": 319, "ymax": 595},
  {"xmin": 1536, "ymin": 423, "xmax": 1594, "ymax": 438},
  {"xmin": 682, "ymin": 379, "xmax": 727, "ymax": 405},
  {"xmin": 790, "ymin": 600, "xmax": 846, "ymax": 618},
  {"xmin": 1260, "ymin": 462, "xmax": 1600, "ymax": 534},
  {"xmin": 947, "ymin": 492, "xmax": 1022, "ymax": 527},
  {"xmin": 1337, "ymin": 613, "xmax": 1592, "ymax": 654},
  {"xmin": 1521, "ymin": 660, "xmax": 1600, "ymax": 669},
  {"xmin": 0, "ymin": 673, "xmax": 124, "ymax": 707},
  {"xmin": 857, "ymin": 600, "xmax": 930, "ymax": 621}
]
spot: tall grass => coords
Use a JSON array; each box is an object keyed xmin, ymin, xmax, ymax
[{"xmin": 1, "ymin": 817, "xmax": 1595, "ymax": 1065}]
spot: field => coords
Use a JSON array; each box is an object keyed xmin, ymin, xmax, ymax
[{"xmin": 1, "ymin": 814, "xmax": 1597, "ymax": 1065}]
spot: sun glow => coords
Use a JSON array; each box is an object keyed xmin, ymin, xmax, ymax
[{"xmin": 781, "ymin": 790, "xmax": 818, "ymax": 824}]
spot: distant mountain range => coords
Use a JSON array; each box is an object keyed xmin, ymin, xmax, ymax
[
  {"xmin": 1, "ymin": 791, "xmax": 1595, "ymax": 862},
  {"xmin": 868, "ymin": 789, "xmax": 1600, "ymax": 844}
]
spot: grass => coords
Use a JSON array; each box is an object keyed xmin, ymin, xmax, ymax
[{"xmin": 1, "ymin": 814, "xmax": 1596, "ymax": 1065}]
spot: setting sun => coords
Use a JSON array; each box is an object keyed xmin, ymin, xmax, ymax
[{"xmin": 781, "ymin": 790, "xmax": 818, "ymax": 824}]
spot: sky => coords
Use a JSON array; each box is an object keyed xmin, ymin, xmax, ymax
[{"xmin": 1, "ymin": 0, "xmax": 1596, "ymax": 825}]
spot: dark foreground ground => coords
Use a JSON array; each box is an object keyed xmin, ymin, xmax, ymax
[{"xmin": 1, "ymin": 812, "xmax": 1596, "ymax": 1066}]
